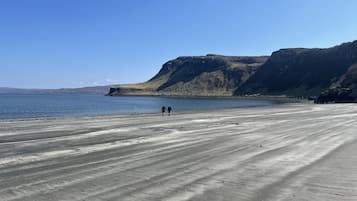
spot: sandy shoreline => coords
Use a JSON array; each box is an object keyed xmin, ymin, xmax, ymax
[
  {"xmin": 0, "ymin": 96, "xmax": 303, "ymax": 123},
  {"xmin": 0, "ymin": 95, "xmax": 304, "ymax": 122},
  {"xmin": 0, "ymin": 103, "xmax": 357, "ymax": 201}
]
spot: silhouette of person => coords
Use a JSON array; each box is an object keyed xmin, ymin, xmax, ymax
[
  {"xmin": 167, "ymin": 106, "xmax": 172, "ymax": 116},
  {"xmin": 161, "ymin": 106, "xmax": 166, "ymax": 116}
]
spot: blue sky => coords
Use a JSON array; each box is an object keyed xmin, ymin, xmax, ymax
[{"xmin": 1, "ymin": 0, "xmax": 357, "ymax": 89}]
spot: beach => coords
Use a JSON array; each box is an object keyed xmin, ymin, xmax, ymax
[{"xmin": 0, "ymin": 103, "xmax": 357, "ymax": 201}]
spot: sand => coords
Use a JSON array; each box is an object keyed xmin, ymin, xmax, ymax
[{"xmin": 0, "ymin": 103, "xmax": 357, "ymax": 201}]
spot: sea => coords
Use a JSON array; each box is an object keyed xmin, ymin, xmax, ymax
[{"xmin": 0, "ymin": 94, "xmax": 273, "ymax": 119}]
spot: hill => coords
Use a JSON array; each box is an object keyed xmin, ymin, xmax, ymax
[
  {"xmin": 235, "ymin": 40, "xmax": 357, "ymax": 98},
  {"xmin": 110, "ymin": 40, "xmax": 357, "ymax": 102},
  {"xmin": 108, "ymin": 54, "xmax": 268, "ymax": 96}
]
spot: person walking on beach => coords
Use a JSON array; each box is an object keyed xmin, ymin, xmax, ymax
[
  {"xmin": 161, "ymin": 106, "xmax": 166, "ymax": 116},
  {"xmin": 167, "ymin": 106, "xmax": 172, "ymax": 116}
]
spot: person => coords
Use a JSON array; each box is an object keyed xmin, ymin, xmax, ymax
[
  {"xmin": 161, "ymin": 106, "xmax": 166, "ymax": 116},
  {"xmin": 167, "ymin": 106, "xmax": 172, "ymax": 116}
]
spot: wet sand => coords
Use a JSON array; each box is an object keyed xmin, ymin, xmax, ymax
[{"xmin": 0, "ymin": 103, "xmax": 357, "ymax": 201}]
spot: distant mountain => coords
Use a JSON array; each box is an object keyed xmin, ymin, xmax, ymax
[
  {"xmin": 108, "ymin": 54, "xmax": 269, "ymax": 96},
  {"xmin": 0, "ymin": 86, "xmax": 111, "ymax": 95}
]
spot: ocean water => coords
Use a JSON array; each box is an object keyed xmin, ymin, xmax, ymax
[{"xmin": 0, "ymin": 94, "xmax": 272, "ymax": 119}]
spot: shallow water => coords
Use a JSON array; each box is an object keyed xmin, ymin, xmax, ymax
[{"xmin": 0, "ymin": 94, "xmax": 272, "ymax": 119}]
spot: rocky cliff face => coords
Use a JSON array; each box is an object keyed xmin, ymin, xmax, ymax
[
  {"xmin": 235, "ymin": 40, "xmax": 357, "ymax": 97},
  {"xmin": 109, "ymin": 40, "xmax": 357, "ymax": 103},
  {"xmin": 108, "ymin": 54, "xmax": 268, "ymax": 96}
]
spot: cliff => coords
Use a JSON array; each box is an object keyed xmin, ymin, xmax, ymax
[
  {"xmin": 109, "ymin": 40, "xmax": 357, "ymax": 103},
  {"xmin": 235, "ymin": 40, "xmax": 357, "ymax": 97},
  {"xmin": 108, "ymin": 54, "xmax": 268, "ymax": 96}
]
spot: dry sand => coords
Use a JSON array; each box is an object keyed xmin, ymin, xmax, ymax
[{"xmin": 0, "ymin": 103, "xmax": 357, "ymax": 201}]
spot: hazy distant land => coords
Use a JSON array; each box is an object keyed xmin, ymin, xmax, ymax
[
  {"xmin": 0, "ymin": 103, "xmax": 356, "ymax": 201},
  {"xmin": 0, "ymin": 86, "xmax": 110, "ymax": 95}
]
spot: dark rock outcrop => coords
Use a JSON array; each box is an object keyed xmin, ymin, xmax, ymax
[{"xmin": 315, "ymin": 87, "xmax": 356, "ymax": 103}]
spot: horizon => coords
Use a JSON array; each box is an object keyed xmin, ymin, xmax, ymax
[{"xmin": 2, "ymin": 0, "xmax": 357, "ymax": 89}]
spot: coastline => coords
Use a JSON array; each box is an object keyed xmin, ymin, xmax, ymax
[
  {"xmin": 107, "ymin": 93, "xmax": 309, "ymax": 103},
  {"xmin": 0, "ymin": 96, "xmax": 304, "ymax": 122},
  {"xmin": 0, "ymin": 95, "xmax": 304, "ymax": 122}
]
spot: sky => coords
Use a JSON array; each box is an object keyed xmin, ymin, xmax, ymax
[{"xmin": 1, "ymin": 0, "xmax": 357, "ymax": 89}]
